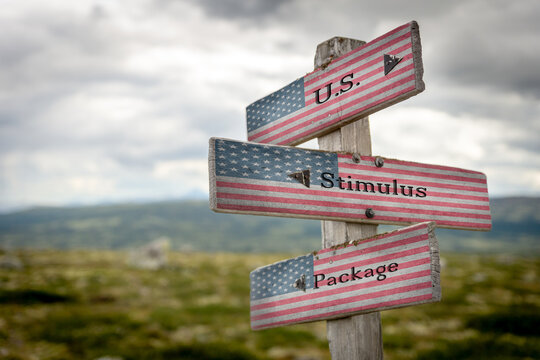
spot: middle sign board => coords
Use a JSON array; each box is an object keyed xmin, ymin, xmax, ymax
[{"xmin": 209, "ymin": 137, "xmax": 492, "ymax": 231}]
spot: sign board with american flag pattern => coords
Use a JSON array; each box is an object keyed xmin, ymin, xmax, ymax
[
  {"xmin": 208, "ymin": 138, "xmax": 492, "ymax": 231},
  {"xmin": 250, "ymin": 222, "xmax": 440, "ymax": 330},
  {"xmin": 246, "ymin": 21, "xmax": 424, "ymax": 146}
]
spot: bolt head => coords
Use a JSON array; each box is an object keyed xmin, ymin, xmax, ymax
[
  {"xmin": 374, "ymin": 157, "xmax": 384, "ymax": 168},
  {"xmin": 365, "ymin": 208, "xmax": 375, "ymax": 218}
]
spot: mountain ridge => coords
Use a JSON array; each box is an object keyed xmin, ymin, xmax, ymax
[{"xmin": 0, "ymin": 197, "xmax": 538, "ymax": 254}]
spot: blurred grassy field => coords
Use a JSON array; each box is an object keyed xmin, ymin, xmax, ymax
[{"xmin": 0, "ymin": 250, "xmax": 539, "ymax": 360}]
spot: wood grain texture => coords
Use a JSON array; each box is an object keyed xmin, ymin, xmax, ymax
[
  {"xmin": 314, "ymin": 37, "xmax": 366, "ymax": 70},
  {"xmin": 208, "ymin": 138, "xmax": 217, "ymax": 211},
  {"xmin": 319, "ymin": 124, "xmax": 383, "ymax": 360},
  {"xmin": 327, "ymin": 313, "xmax": 383, "ymax": 360},
  {"xmin": 316, "ymin": 36, "xmax": 383, "ymax": 360},
  {"xmin": 428, "ymin": 221, "xmax": 442, "ymax": 302}
]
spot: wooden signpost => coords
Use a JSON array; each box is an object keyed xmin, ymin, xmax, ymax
[
  {"xmin": 250, "ymin": 222, "xmax": 440, "ymax": 330},
  {"xmin": 208, "ymin": 137, "xmax": 492, "ymax": 231},
  {"xmin": 246, "ymin": 21, "xmax": 424, "ymax": 146},
  {"xmin": 207, "ymin": 21, "xmax": 491, "ymax": 359}
]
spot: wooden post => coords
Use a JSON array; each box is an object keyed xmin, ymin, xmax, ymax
[{"xmin": 315, "ymin": 37, "xmax": 384, "ymax": 360}]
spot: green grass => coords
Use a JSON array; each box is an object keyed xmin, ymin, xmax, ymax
[{"xmin": 0, "ymin": 250, "xmax": 538, "ymax": 359}]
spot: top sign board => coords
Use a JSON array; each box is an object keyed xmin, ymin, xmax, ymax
[
  {"xmin": 246, "ymin": 21, "xmax": 424, "ymax": 146},
  {"xmin": 209, "ymin": 138, "xmax": 492, "ymax": 231}
]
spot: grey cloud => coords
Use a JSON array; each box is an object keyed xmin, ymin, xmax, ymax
[
  {"xmin": 109, "ymin": 145, "xmax": 208, "ymax": 170},
  {"xmin": 1, "ymin": 0, "xmax": 540, "ymax": 211},
  {"xmin": 187, "ymin": 0, "xmax": 290, "ymax": 21},
  {"xmin": 0, "ymin": 6, "xmax": 138, "ymax": 92},
  {"xmin": 507, "ymin": 137, "xmax": 540, "ymax": 155},
  {"xmin": 431, "ymin": 42, "xmax": 540, "ymax": 99},
  {"xmin": 424, "ymin": 2, "xmax": 540, "ymax": 98},
  {"xmin": 413, "ymin": 88, "xmax": 538, "ymax": 123}
]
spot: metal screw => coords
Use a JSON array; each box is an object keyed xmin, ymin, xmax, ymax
[
  {"xmin": 365, "ymin": 208, "xmax": 375, "ymax": 218},
  {"xmin": 352, "ymin": 153, "xmax": 361, "ymax": 163},
  {"xmin": 374, "ymin": 157, "xmax": 384, "ymax": 168}
]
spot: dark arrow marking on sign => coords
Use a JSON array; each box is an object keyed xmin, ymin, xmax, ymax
[
  {"xmin": 288, "ymin": 170, "xmax": 310, "ymax": 188},
  {"xmin": 249, "ymin": 222, "xmax": 441, "ymax": 330},
  {"xmin": 246, "ymin": 21, "xmax": 424, "ymax": 146},
  {"xmin": 209, "ymin": 137, "xmax": 492, "ymax": 231},
  {"xmin": 384, "ymin": 54, "xmax": 403, "ymax": 75}
]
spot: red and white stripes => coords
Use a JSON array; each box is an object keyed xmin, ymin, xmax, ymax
[
  {"xmin": 213, "ymin": 151, "xmax": 491, "ymax": 231},
  {"xmin": 247, "ymin": 22, "xmax": 424, "ymax": 146},
  {"xmin": 250, "ymin": 222, "xmax": 439, "ymax": 330}
]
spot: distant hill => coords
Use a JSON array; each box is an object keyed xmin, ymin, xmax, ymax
[{"xmin": 0, "ymin": 197, "xmax": 538, "ymax": 254}]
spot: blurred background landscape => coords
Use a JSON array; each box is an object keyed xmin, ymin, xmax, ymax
[
  {"xmin": 0, "ymin": 197, "xmax": 539, "ymax": 359},
  {"xmin": 1, "ymin": 197, "xmax": 539, "ymax": 254},
  {"xmin": 1, "ymin": 0, "xmax": 539, "ymax": 359}
]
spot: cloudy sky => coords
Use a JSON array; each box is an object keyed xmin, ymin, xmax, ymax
[{"xmin": 1, "ymin": 0, "xmax": 539, "ymax": 211}]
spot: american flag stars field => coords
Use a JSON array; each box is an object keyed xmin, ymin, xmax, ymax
[{"xmin": 214, "ymin": 138, "xmax": 337, "ymax": 185}]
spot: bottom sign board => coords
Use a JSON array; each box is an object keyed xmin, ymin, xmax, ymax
[{"xmin": 249, "ymin": 222, "xmax": 440, "ymax": 330}]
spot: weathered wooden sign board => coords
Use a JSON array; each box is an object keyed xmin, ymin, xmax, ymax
[
  {"xmin": 250, "ymin": 222, "xmax": 440, "ymax": 330},
  {"xmin": 246, "ymin": 21, "xmax": 424, "ymax": 146},
  {"xmin": 209, "ymin": 138, "xmax": 492, "ymax": 231}
]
